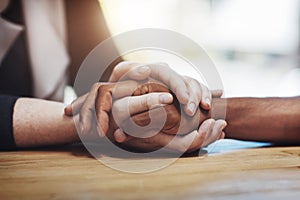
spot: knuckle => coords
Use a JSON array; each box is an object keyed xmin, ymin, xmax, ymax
[
  {"xmin": 79, "ymin": 109, "xmax": 85, "ymax": 118},
  {"xmin": 114, "ymin": 61, "xmax": 127, "ymax": 71},
  {"xmin": 158, "ymin": 62, "xmax": 169, "ymax": 68},
  {"xmin": 141, "ymin": 99, "xmax": 149, "ymax": 110},
  {"xmin": 190, "ymin": 78, "xmax": 200, "ymax": 88},
  {"xmin": 201, "ymin": 83, "xmax": 210, "ymax": 93},
  {"xmin": 157, "ymin": 63, "xmax": 172, "ymax": 74},
  {"xmin": 139, "ymin": 84, "xmax": 150, "ymax": 95},
  {"xmin": 133, "ymin": 86, "xmax": 142, "ymax": 96},
  {"xmin": 111, "ymin": 67, "xmax": 119, "ymax": 77},
  {"xmin": 112, "ymin": 61, "xmax": 130, "ymax": 78},
  {"xmin": 199, "ymin": 127, "xmax": 209, "ymax": 138},
  {"xmin": 171, "ymin": 84, "xmax": 181, "ymax": 95},
  {"xmin": 97, "ymin": 84, "xmax": 108, "ymax": 93},
  {"xmin": 197, "ymin": 89, "xmax": 204, "ymax": 101},
  {"xmin": 146, "ymin": 84, "xmax": 152, "ymax": 94},
  {"xmin": 92, "ymin": 82, "xmax": 101, "ymax": 89},
  {"xmin": 184, "ymin": 76, "xmax": 194, "ymax": 84},
  {"xmin": 99, "ymin": 83, "xmax": 115, "ymax": 96},
  {"xmin": 140, "ymin": 95, "xmax": 151, "ymax": 109}
]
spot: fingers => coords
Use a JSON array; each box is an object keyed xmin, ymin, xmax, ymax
[
  {"xmin": 211, "ymin": 90, "xmax": 223, "ymax": 98},
  {"xmin": 78, "ymin": 81, "xmax": 133, "ymax": 136},
  {"xmin": 114, "ymin": 129, "xmax": 133, "ymax": 143},
  {"xmin": 132, "ymin": 82, "xmax": 170, "ymax": 96},
  {"xmin": 199, "ymin": 84, "xmax": 212, "ymax": 110},
  {"xmin": 110, "ymin": 62, "xmax": 189, "ymax": 104},
  {"xmin": 155, "ymin": 119, "xmax": 226, "ymax": 152},
  {"xmin": 73, "ymin": 80, "xmax": 141, "ymax": 137},
  {"xmin": 79, "ymin": 83, "xmax": 102, "ymax": 135},
  {"xmin": 112, "ymin": 92, "xmax": 173, "ymax": 124},
  {"xmin": 93, "ymin": 80, "xmax": 140, "ymax": 137},
  {"xmin": 201, "ymin": 120, "xmax": 227, "ymax": 147},
  {"xmin": 183, "ymin": 76, "xmax": 212, "ymax": 115},
  {"xmin": 147, "ymin": 63, "xmax": 189, "ymax": 104},
  {"xmin": 112, "ymin": 93, "xmax": 173, "ymax": 140},
  {"xmin": 63, "ymin": 80, "xmax": 150, "ymax": 117},
  {"xmin": 183, "ymin": 78, "xmax": 200, "ymax": 116},
  {"xmin": 179, "ymin": 119, "xmax": 226, "ymax": 152},
  {"xmin": 132, "ymin": 124, "xmax": 208, "ymax": 153},
  {"xmin": 111, "ymin": 80, "xmax": 139, "ymax": 98},
  {"xmin": 95, "ymin": 85, "xmax": 113, "ymax": 137},
  {"xmin": 218, "ymin": 132, "xmax": 226, "ymax": 140},
  {"xmin": 118, "ymin": 119, "xmax": 227, "ymax": 153},
  {"xmin": 160, "ymin": 128, "xmax": 205, "ymax": 153},
  {"xmin": 109, "ymin": 61, "xmax": 151, "ymax": 82},
  {"xmin": 64, "ymin": 93, "xmax": 88, "ymax": 116},
  {"xmin": 182, "ymin": 77, "xmax": 201, "ymax": 116},
  {"xmin": 177, "ymin": 119, "xmax": 215, "ymax": 153},
  {"xmin": 109, "ymin": 62, "xmax": 218, "ymax": 117}
]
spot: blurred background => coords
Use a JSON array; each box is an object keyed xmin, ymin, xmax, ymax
[{"xmin": 99, "ymin": 0, "xmax": 300, "ymax": 97}]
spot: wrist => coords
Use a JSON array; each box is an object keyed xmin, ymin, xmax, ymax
[{"xmin": 197, "ymin": 98, "xmax": 226, "ymax": 125}]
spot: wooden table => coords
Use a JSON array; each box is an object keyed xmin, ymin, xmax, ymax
[{"xmin": 0, "ymin": 140, "xmax": 300, "ymax": 200}]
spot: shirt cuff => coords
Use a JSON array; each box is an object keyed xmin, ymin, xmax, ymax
[{"xmin": 0, "ymin": 95, "xmax": 19, "ymax": 150}]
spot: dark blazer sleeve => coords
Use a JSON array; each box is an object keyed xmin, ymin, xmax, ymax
[
  {"xmin": 0, "ymin": 95, "xmax": 19, "ymax": 150},
  {"xmin": 65, "ymin": 0, "xmax": 122, "ymax": 95}
]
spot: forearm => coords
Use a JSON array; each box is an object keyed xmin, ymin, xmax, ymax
[
  {"xmin": 13, "ymin": 98, "xmax": 80, "ymax": 148},
  {"xmin": 210, "ymin": 97, "xmax": 300, "ymax": 143}
]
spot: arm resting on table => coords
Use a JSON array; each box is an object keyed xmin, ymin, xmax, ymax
[
  {"xmin": 13, "ymin": 98, "xmax": 80, "ymax": 148},
  {"xmin": 210, "ymin": 97, "xmax": 300, "ymax": 144}
]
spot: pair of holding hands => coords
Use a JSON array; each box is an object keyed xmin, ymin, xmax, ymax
[{"xmin": 64, "ymin": 62, "xmax": 226, "ymax": 153}]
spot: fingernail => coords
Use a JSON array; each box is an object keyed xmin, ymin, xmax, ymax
[
  {"xmin": 188, "ymin": 102, "xmax": 196, "ymax": 115},
  {"xmin": 63, "ymin": 107, "xmax": 69, "ymax": 115},
  {"xmin": 222, "ymin": 121, "xmax": 227, "ymax": 129},
  {"xmin": 138, "ymin": 66, "xmax": 150, "ymax": 74},
  {"xmin": 159, "ymin": 94, "xmax": 173, "ymax": 103},
  {"xmin": 205, "ymin": 97, "xmax": 211, "ymax": 107},
  {"xmin": 115, "ymin": 129, "xmax": 126, "ymax": 143},
  {"xmin": 64, "ymin": 104, "xmax": 71, "ymax": 112},
  {"xmin": 222, "ymin": 131, "xmax": 226, "ymax": 138}
]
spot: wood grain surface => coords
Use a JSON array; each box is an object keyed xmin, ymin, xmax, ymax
[{"xmin": 0, "ymin": 143, "xmax": 300, "ymax": 200}]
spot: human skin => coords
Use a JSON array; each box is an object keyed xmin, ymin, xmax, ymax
[
  {"xmin": 66, "ymin": 79, "xmax": 300, "ymax": 153},
  {"xmin": 105, "ymin": 82, "xmax": 226, "ymax": 153},
  {"xmin": 82, "ymin": 80, "xmax": 300, "ymax": 151},
  {"xmin": 214, "ymin": 97, "xmax": 300, "ymax": 143},
  {"xmin": 13, "ymin": 98, "xmax": 80, "ymax": 148},
  {"xmin": 11, "ymin": 62, "xmax": 223, "ymax": 151},
  {"xmin": 11, "ymin": 82, "xmax": 171, "ymax": 148},
  {"xmin": 124, "ymin": 94, "xmax": 300, "ymax": 145},
  {"xmin": 12, "ymin": 81, "xmax": 224, "ymax": 152},
  {"xmin": 14, "ymin": 83, "xmax": 299, "ymax": 150},
  {"xmin": 101, "ymin": 82, "xmax": 214, "ymax": 137},
  {"xmin": 65, "ymin": 62, "xmax": 220, "ymax": 137}
]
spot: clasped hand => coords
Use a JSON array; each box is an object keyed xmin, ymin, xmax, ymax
[{"xmin": 65, "ymin": 62, "xmax": 226, "ymax": 153}]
